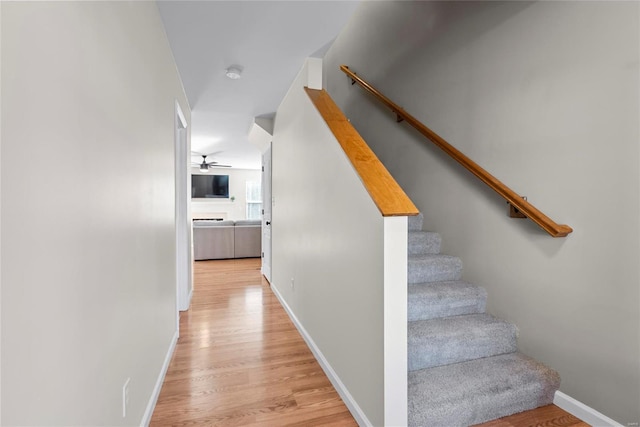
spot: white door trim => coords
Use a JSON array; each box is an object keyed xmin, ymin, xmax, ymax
[
  {"xmin": 174, "ymin": 100, "xmax": 191, "ymax": 333},
  {"xmin": 261, "ymin": 144, "xmax": 272, "ymax": 282}
]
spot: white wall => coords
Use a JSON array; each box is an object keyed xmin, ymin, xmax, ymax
[
  {"xmin": 0, "ymin": 2, "xmax": 3, "ymax": 420},
  {"xmin": 1, "ymin": 2, "xmax": 190, "ymax": 425},
  {"xmin": 190, "ymin": 167, "xmax": 261, "ymax": 220},
  {"xmin": 324, "ymin": 1, "xmax": 639, "ymax": 424},
  {"xmin": 272, "ymin": 59, "xmax": 388, "ymax": 426}
]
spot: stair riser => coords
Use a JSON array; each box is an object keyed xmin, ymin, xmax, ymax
[
  {"xmin": 408, "ymin": 281, "xmax": 488, "ymax": 321},
  {"xmin": 408, "ymin": 316, "xmax": 517, "ymax": 371},
  {"xmin": 409, "ymin": 381, "xmax": 557, "ymax": 426},
  {"xmin": 409, "ymin": 337, "xmax": 517, "ymax": 371},
  {"xmin": 408, "ymin": 257, "xmax": 462, "ymax": 284},
  {"xmin": 408, "ymin": 297, "xmax": 486, "ymax": 321},
  {"xmin": 408, "ymin": 232, "xmax": 441, "ymax": 255},
  {"xmin": 408, "ymin": 213, "xmax": 424, "ymax": 231},
  {"xmin": 408, "ymin": 353, "xmax": 560, "ymax": 427}
]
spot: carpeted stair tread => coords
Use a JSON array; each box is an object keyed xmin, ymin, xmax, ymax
[
  {"xmin": 408, "ymin": 313, "xmax": 517, "ymax": 371},
  {"xmin": 408, "ymin": 213, "xmax": 424, "ymax": 231},
  {"xmin": 408, "ymin": 231, "xmax": 441, "ymax": 255},
  {"xmin": 408, "ymin": 254, "xmax": 462, "ymax": 284},
  {"xmin": 408, "ymin": 281, "xmax": 487, "ymax": 321},
  {"xmin": 408, "ymin": 352, "xmax": 560, "ymax": 427}
]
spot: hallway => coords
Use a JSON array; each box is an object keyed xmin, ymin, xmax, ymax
[{"xmin": 150, "ymin": 258, "xmax": 358, "ymax": 426}]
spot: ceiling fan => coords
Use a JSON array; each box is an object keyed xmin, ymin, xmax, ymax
[{"xmin": 191, "ymin": 152, "xmax": 232, "ymax": 171}]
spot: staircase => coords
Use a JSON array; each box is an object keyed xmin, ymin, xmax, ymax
[{"xmin": 407, "ymin": 213, "xmax": 560, "ymax": 426}]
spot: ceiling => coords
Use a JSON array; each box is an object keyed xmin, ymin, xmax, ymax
[{"xmin": 157, "ymin": 1, "xmax": 361, "ymax": 170}]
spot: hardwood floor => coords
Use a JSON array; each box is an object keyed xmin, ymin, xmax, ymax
[
  {"xmin": 151, "ymin": 258, "xmax": 587, "ymax": 427},
  {"xmin": 474, "ymin": 404, "xmax": 590, "ymax": 427},
  {"xmin": 150, "ymin": 258, "xmax": 358, "ymax": 426}
]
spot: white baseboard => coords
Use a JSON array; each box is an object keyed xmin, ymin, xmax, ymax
[
  {"xmin": 554, "ymin": 391, "xmax": 624, "ymax": 427},
  {"xmin": 270, "ymin": 283, "xmax": 372, "ymax": 427},
  {"xmin": 141, "ymin": 329, "xmax": 179, "ymax": 427}
]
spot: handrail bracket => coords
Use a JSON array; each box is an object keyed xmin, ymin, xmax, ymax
[{"xmin": 508, "ymin": 197, "xmax": 528, "ymax": 219}]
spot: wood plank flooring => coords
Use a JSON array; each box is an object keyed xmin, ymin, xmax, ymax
[
  {"xmin": 151, "ymin": 258, "xmax": 587, "ymax": 427},
  {"xmin": 150, "ymin": 258, "xmax": 358, "ymax": 426},
  {"xmin": 475, "ymin": 404, "xmax": 590, "ymax": 427}
]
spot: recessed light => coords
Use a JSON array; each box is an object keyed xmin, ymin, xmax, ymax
[{"xmin": 225, "ymin": 65, "xmax": 242, "ymax": 80}]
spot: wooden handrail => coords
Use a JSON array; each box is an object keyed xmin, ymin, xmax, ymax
[
  {"xmin": 304, "ymin": 87, "xmax": 419, "ymax": 217},
  {"xmin": 340, "ymin": 65, "xmax": 572, "ymax": 237}
]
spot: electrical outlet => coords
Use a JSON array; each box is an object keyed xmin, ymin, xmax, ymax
[
  {"xmin": 290, "ymin": 277, "xmax": 295, "ymax": 290},
  {"xmin": 122, "ymin": 378, "xmax": 130, "ymax": 418}
]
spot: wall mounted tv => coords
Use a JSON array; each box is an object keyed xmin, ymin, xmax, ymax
[{"xmin": 191, "ymin": 174, "xmax": 229, "ymax": 198}]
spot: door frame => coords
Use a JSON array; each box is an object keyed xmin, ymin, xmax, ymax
[
  {"xmin": 261, "ymin": 143, "xmax": 272, "ymax": 282},
  {"xmin": 174, "ymin": 100, "xmax": 191, "ymax": 335}
]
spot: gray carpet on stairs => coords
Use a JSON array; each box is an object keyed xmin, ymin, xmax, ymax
[
  {"xmin": 408, "ymin": 281, "xmax": 487, "ymax": 321},
  {"xmin": 408, "ymin": 213, "xmax": 424, "ymax": 231},
  {"xmin": 408, "ymin": 313, "xmax": 518, "ymax": 371},
  {"xmin": 408, "ymin": 254, "xmax": 463, "ymax": 284},
  {"xmin": 407, "ymin": 213, "xmax": 560, "ymax": 426},
  {"xmin": 408, "ymin": 352, "xmax": 560, "ymax": 427},
  {"xmin": 408, "ymin": 231, "xmax": 441, "ymax": 255}
]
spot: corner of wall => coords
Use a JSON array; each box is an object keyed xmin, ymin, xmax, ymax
[
  {"xmin": 248, "ymin": 121, "xmax": 272, "ymax": 153},
  {"xmin": 306, "ymin": 57, "xmax": 323, "ymax": 90}
]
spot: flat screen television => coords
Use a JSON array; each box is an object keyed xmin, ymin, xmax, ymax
[{"xmin": 191, "ymin": 174, "xmax": 229, "ymax": 198}]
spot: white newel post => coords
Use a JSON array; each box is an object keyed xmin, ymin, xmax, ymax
[{"xmin": 383, "ymin": 216, "xmax": 408, "ymax": 426}]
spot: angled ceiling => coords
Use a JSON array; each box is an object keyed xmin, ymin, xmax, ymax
[{"xmin": 157, "ymin": 1, "xmax": 360, "ymax": 170}]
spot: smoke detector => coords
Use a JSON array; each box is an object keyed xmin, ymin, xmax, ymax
[{"xmin": 225, "ymin": 65, "xmax": 243, "ymax": 80}]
